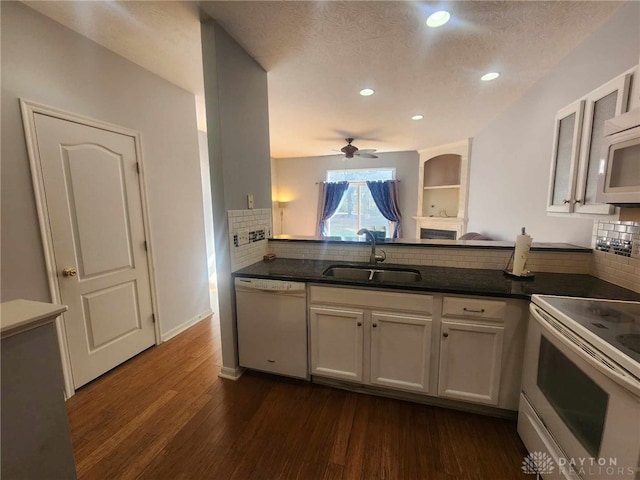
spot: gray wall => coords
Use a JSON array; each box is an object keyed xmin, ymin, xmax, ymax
[
  {"xmin": 468, "ymin": 1, "xmax": 640, "ymax": 245},
  {"xmin": 1, "ymin": 2, "xmax": 210, "ymax": 335},
  {"xmin": 213, "ymin": 24, "xmax": 272, "ymax": 211},
  {"xmin": 201, "ymin": 20, "xmax": 272, "ymax": 372},
  {"xmin": 274, "ymin": 151, "xmax": 419, "ymax": 237}
]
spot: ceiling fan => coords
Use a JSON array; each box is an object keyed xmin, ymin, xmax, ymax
[{"xmin": 336, "ymin": 138, "xmax": 378, "ymax": 159}]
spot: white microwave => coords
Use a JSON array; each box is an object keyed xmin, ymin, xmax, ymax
[{"xmin": 596, "ymin": 108, "xmax": 640, "ymax": 206}]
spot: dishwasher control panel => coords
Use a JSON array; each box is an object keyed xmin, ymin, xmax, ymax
[{"xmin": 235, "ymin": 277, "xmax": 306, "ymax": 292}]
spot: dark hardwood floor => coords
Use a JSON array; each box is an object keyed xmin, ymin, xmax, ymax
[{"xmin": 66, "ymin": 316, "xmax": 529, "ymax": 479}]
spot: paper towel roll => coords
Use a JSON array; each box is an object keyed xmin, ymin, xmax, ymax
[{"xmin": 512, "ymin": 233, "xmax": 533, "ymax": 276}]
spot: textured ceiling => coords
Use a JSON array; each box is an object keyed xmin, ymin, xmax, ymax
[{"xmin": 23, "ymin": 1, "xmax": 624, "ymax": 158}]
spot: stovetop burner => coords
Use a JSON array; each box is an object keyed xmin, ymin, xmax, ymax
[
  {"xmin": 588, "ymin": 303, "xmax": 634, "ymax": 323},
  {"xmin": 617, "ymin": 334, "xmax": 640, "ymax": 355}
]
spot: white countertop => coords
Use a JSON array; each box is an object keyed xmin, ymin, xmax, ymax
[{"xmin": 1, "ymin": 299, "xmax": 67, "ymax": 339}]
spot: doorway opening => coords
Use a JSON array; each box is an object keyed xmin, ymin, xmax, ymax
[{"xmin": 198, "ymin": 132, "xmax": 219, "ymax": 315}]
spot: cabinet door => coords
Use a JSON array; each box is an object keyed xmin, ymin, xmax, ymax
[
  {"xmin": 438, "ymin": 320, "xmax": 504, "ymax": 406},
  {"xmin": 309, "ymin": 306, "xmax": 364, "ymax": 382},
  {"xmin": 575, "ymin": 74, "xmax": 630, "ymax": 214},
  {"xmin": 370, "ymin": 312, "xmax": 432, "ymax": 393},
  {"xmin": 547, "ymin": 100, "xmax": 584, "ymax": 213}
]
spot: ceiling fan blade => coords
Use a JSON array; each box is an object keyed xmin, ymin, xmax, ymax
[
  {"xmin": 356, "ymin": 153, "xmax": 379, "ymax": 158},
  {"xmin": 357, "ymin": 149, "xmax": 377, "ymax": 153}
]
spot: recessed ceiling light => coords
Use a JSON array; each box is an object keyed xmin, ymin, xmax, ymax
[
  {"xmin": 359, "ymin": 88, "xmax": 375, "ymax": 96},
  {"xmin": 411, "ymin": 114, "xmax": 424, "ymax": 121},
  {"xmin": 426, "ymin": 11, "xmax": 450, "ymax": 28},
  {"xmin": 481, "ymin": 72, "xmax": 500, "ymax": 81}
]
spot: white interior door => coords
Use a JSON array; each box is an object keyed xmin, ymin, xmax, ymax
[{"xmin": 31, "ymin": 112, "xmax": 156, "ymax": 389}]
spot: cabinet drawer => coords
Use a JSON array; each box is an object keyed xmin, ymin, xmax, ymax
[
  {"xmin": 442, "ymin": 297, "xmax": 506, "ymax": 321},
  {"xmin": 310, "ymin": 286, "xmax": 433, "ymax": 314}
]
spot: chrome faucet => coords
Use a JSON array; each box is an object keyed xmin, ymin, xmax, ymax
[{"xmin": 358, "ymin": 228, "xmax": 386, "ymax": 265}]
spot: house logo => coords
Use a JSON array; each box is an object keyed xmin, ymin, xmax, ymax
[{"xmin": 522, "ymin": 451, "xmax": 555, "ymax": 478}]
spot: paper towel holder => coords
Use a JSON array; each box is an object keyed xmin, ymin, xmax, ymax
[
  {"xmin": 503, "ymin": 227, "xmax": 535, "ymax": 279},
  {"xmin": 503, "ymin": 250, "xmax": 535, "ymax": 279}
]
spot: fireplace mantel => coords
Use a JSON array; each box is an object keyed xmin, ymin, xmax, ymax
[{"xmin": 413, "ymin": 216, "xmax": 467, "ymax": 239}]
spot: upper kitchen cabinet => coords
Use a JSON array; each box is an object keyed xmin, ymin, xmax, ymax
[
  {"xmin": 415, "ymin": 140, "xmax": 471, "ymax": 239},
  {"xmin": 547, "ymin": 73, "xmax": 631, "ymax": 215}
]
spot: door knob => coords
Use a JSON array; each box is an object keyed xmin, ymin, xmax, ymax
[{"xmin": 62, "ymin": 267, "xmax": 77, "ymax": 277}]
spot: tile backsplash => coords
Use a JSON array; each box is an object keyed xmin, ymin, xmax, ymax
[
  {"xmin": 268, "ymin": 242, "xmax": 592, "ymax": 274},
  {"xmin": 591, "ymin": 220, "xmax": 640, "ymax": 292},
  {"xmin": 228, "ymin": 209, "xmax": 272, "ymax": 271},
  {"xmin": 593, "ymin": 220, "xmax": 640, "ymax": 257}
]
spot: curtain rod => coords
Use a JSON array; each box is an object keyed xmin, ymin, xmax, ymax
[{"xmin": 315, "ymin": 180, "xmax": 400, "ymax": 184}]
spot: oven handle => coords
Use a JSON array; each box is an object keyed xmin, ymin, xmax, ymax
[{"xmin": 531, "ymin": 306, "xmax": 640, "ymax": 397}]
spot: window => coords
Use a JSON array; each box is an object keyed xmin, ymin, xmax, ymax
[{"xmin": 326, "ymin": 168, "xmax": 395, "ymax": 237}]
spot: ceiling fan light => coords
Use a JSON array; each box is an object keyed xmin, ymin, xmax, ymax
[
  {"xmin": 481, "ymin": 72, "xmax": 500, "ymax": 81},
  {"xmin": 359, "ymin": 88, "xmax": 375, "ymax": 96},
  {"xmin": 426, "ymin": 11, "xmax": 450, "ymax": 28},
  {"xmin": 411, "ymin": 114, "xmax": 424, "ymax": 121}
]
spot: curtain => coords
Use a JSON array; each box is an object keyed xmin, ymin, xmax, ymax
[
  {"xmin": 316, "ymin": 181, "xmax": 349, "ymax": 236},
  {"xmin": 366, "ymin": 180, "xmax": 402, "ymax": 238}
]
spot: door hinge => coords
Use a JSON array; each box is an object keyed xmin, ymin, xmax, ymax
[
  {"xmin": 136, "ymin": 162, "xmax": 141, "ymax": 174},
  {"xmin": 152, "ymin": 313, "xmax": 156, "ymax": 324},
  {"xmin": 144, "ymin": 241, "xmax": 148, "ymax": 251}
]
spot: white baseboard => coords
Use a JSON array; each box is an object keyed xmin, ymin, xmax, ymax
[
  {"xmin": 160, "ymin": 308, "xmax": 213, "ymax": 342},
  {"xmin": 218, "ymin": 365, "xmax": 245, "ymax": 380}
]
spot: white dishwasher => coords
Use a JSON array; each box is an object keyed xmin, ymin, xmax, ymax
[{"xmin": 234, "ymin": 277, "xmax": 308, "ymax": 379}]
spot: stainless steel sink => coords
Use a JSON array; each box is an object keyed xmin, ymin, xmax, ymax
[
  {"xmin": 322, "ymin": 266, "xmax": 373, "ymax": 281},
  {"xmin": 373, "ymin": 269, "xmax": 422, "ymax": 283},
  {"xmin": 322, "ymin": 265, "xmax": 422, "ymax": 283}
]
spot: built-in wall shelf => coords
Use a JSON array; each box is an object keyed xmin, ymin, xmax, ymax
[
  {"xmin": 416, "ymin": 140, "xmax": 471, "ymax": 239},
  {"xmin": 424, "ymin": 185, "xmax": 461, "ymax": 190}
]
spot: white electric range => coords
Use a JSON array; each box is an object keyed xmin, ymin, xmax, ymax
[{"xmin": 518, "ymin": 295, "xmax": 640, "ymax": 479}]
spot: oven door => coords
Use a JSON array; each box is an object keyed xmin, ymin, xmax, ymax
[{"xmin": 522, "ymin": 304, "xmax": 640, "ymax": 478}]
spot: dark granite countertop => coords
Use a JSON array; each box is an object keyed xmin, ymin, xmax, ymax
[
  {"xmin": 233, "ymin": 258, "xmax": 640, "ymax": 301},
  {"xmin": 270, "ymin": 236, "xmax": 591, "ymax": 253}
]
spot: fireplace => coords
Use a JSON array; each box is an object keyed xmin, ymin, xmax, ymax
[{"xmin": 421, "ymin": 228, "xmax": 457, "ymax": 240}]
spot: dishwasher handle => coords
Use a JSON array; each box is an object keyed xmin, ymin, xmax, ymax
[{"xmin": 235, "ymin": 278, "xmax": 306, "ymax": 295}]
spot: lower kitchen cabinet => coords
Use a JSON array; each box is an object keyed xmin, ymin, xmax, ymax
[
  {"xmin": 309, "ymin": 306, "xmax": 364, "ymax": 382},
  {"xmin": 370, "ymin": 312, "xmax": 431, "ymax": 393},
  {"xmin": 308, "ymin": 286, "xmax": 527, "ymax": 412},
  {"xmin": 309, "ymin": 286, "xmax": 434, "ymax": 394},
  {"xmin": 438, "ymin": 320, "xmax": 504, "ymax": 406}
]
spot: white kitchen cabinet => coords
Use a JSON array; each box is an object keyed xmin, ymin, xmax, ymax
[
  {"xmin": 547, "ymin": 73, "xmax": 631, "ymax": 214},
  {"xmin": 309, "ymin": 287, "xmax": 528, "ymax": 411},
  {"xmin": 309, "ymin": 306, "xmax": 364, "ymax": 382},
  {"xmin": 309, "ymin": 286, "xmax": 434, "ymax": 394},
  {"xmin": 438, "ymin": 320, "xmax": 504, "ymax": 406},
  {"xmin": 548, "ymin": 100, "xmax": 585, "ymax": 213},
  {"xmin": 369, "ymin": 312, "xmax": 432, "ymax": 393}
]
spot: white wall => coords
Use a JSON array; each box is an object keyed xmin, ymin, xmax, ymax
[
  {"xmin": 1, "ymin": 2, "xmax": 210, "ymax": 335},
  {"xmin": 274, "ymin": 151, "xmax": 419, "ymax": 237},
  {"xmin": 468, "ymin": 1, "xmax": 640, "ymax": 246}
]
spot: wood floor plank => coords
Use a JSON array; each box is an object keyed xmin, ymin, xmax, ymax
[
  {"xmin": 67, "ymin": 317, "xmax": 529, "ymax": 480},
  {"xmin": 74, "ymin": 389, "xmax": 178, "ymax": 477}
]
